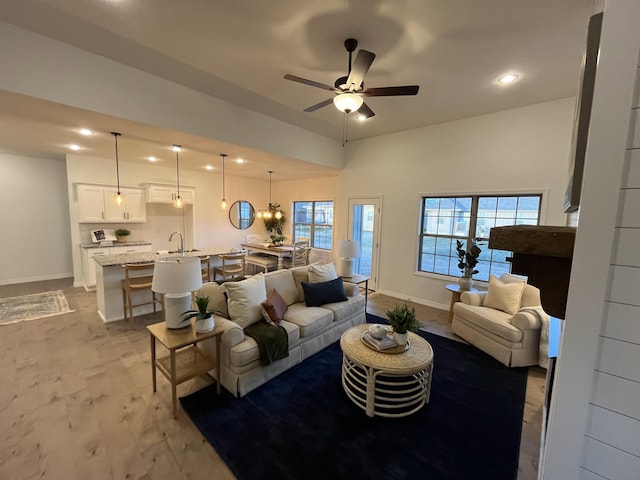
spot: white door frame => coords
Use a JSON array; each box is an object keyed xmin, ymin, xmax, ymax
[{"xmin": 347, "ymin": 196, "xmax": 382, "ymax": 291}]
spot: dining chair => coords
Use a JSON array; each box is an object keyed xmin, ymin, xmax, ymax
[
  {"xmin": 213, "ymin": 253, "xmax": 247, "ymax": 282},
  {"xmin": 121, "ymin": 262, "xmax": 163, "ymax": 327},
  {"xmin": 282, "ymin": 240, "xmax": 310, "ymax": 269}
]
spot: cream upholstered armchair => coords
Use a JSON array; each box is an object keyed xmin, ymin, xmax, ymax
[{"xmin": 451, "ymin": 273, "xmax": 549, "ymax": 368}]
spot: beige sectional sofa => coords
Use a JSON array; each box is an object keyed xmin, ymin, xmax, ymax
[{"xmin": 197, "ymin": 264, "xmax": 366, "ymax": 397}]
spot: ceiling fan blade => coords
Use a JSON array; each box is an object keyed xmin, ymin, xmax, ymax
[
  {"xmin": 363, "ymin": 85, "xmax": 420, "ymax": 97},
  {"xmin": 303, "ymin": 98, "xmax": 334, "ymax": 112},
  {"xmin": 346, "ymin": 49, "xmax": 375, "ymax": 90},
  {"xmin": 284, "ymin": 74, "xmax": 336, "ymax": 92},
  {"xmin": 358, "ymin": 102, "xmax": 376, "ymax": 119}
]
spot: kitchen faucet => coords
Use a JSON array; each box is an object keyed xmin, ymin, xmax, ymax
[{"xmin": 169, "ymin": 231, "xmax": 184, "ymax": 256}]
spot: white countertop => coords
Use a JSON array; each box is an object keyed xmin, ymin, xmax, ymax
[{"xmin": 93, "ymin": 247, "xmax": 231, "ymax": 267}]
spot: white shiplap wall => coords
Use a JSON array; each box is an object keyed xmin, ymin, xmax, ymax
[{"xmin": 580, "ymin": 66, "xmax": 640, "ymax": 479}]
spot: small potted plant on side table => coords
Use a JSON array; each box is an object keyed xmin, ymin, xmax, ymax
[
  {"xmin": 456, "ymin": 238, "xmax": 482, "ymax": 290},
  {"xmin": 386, "ymin": 303, "xmax": 420, "ymax": 346},
  {"xmin": 115, "ymin": 228, "xmax": 131, "ymax": 243},
  {"xmin": 182, "ymin": 295, "xmax": 215, "ymax": 333}
]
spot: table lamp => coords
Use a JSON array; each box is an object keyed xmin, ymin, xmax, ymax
[
  {"xmin": 338, "ymin": 239, "xmax": 361, "ymax": 277},
  {"xmin": 152, "ymin": 256, "xmax": 202, "ymax": 329}
]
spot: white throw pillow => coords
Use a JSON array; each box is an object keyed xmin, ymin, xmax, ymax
[
  {"xmin": 483, "ymin": 274, "xmax": 526, "ymax": 315},
  {"xmin": 499, "ymin": 273, "xmax": 528, "ymax": 284},
  {"xmin": 308, "ymin": 263, "xmax": 338, "ymax": 283},
  {"xmin": 264, "ymin": 269, "xmax": 299, "ymax": 306},
  {"xmin": 221, "ymin": 274, "xmax": 267, "ymax": 329}
]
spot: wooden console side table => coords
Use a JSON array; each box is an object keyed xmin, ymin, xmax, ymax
[
  {"xmin": 342, "ymin": 274, "xmax": 370, "ymax": 310},
  {"xmin": 147, "ymin": 320, "xmax": 223, "ymax": 418}
]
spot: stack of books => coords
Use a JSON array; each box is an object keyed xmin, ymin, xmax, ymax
[{"xmin": 362, "ymin": 332, "xmax": 398, "ymax": 351}]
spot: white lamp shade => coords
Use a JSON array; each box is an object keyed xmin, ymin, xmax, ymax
[
  {"xmin": 333, "ymin": 93, "xmax": 364, "ymax": 113},
  {"xmin": 152, "ymin": 256, "xmax": 203, "ymax": 294},
  {"xmin": 338, "ymin": 239, "xmax": 361, "ymax": 259}
]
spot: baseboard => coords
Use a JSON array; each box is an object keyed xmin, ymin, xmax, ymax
[
  {"xmin": 376, "ymin": 288, "xmax": 449, "ymax": 311},
  {"xmin": 0, "ymin": 273, "xmax": 73, "ymax": 286}
]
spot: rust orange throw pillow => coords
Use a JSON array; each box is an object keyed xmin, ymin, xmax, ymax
[{"xmin": 260, "ymin": 288, "xmax": 288, "ymax": 326}]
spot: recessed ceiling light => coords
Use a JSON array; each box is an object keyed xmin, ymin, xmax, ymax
[
  {"xmin": 69, "ymin": 144, "xmax": 81, "ymax": 151},
  {"xmin": 205, "ymin": 165, "xmax": 214, "ymax": 171},
  {"xmin": 497, "ymin": 73, "xmax": 520, "ymax": 85},
  {"xmin": 79, "ymin": 128, "xmax": 93, "ymax": 136},
  {"xmin": 147, "ymin": 156, "xmax": 157, "ymax": 162},
  {"xmin": 236, "ymin": 158, "xmax": 244, "ymax": 164},
  {"xmin": 357, "ymin": 114, "xmax": 368, "ymax": 121}
]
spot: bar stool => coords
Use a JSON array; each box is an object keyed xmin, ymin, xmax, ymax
[
  {"xmin": 121, "ymin": 263, "xmax": 163, "ymax": 327},
  {"xmin": 200, "ymin": 256, "xmax": 211, "ymax": 282},
  {"xmin": 213, "ymin": 253, "xmax": 246, "ymax": 282}
]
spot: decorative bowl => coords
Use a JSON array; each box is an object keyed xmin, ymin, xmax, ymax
[{"xmin": 368, "ymin": 324, "xmax": 388, "ymax": 339}]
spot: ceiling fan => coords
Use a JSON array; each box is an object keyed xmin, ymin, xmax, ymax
[{"xmin": 284, "ymin": 38, "xmax": 419, "ymax": 119}]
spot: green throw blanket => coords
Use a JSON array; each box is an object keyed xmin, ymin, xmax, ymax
[{"xmin": 244, "ymin": 321, "xmax": 289, "ymax": 366}]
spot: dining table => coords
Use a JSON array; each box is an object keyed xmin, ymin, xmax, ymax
[{"xmin": 241, "ymin": 242, "xmax": 294, "ymax": 270}]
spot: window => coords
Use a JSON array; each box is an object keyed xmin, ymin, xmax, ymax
[
  {"xmin": 292, "ymin": 201, "xmax": 334, "ymax": 249},
  {"xmin": 418, "ymin": 194, "xmax": 542, "ymax": 281}
]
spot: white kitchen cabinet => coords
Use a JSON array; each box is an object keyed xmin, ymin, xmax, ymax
[
  {"xmin": 82, "ymin": 243, "xmax": 152, "ymax": 289},
  {"xmin": 142, "ymin": 183, "xmax": 195, "ymax": 204},
  {"xmin": 104, "ymin": 187, "xmax": 147, "ymax": 222},
  {"xmin": 77, "ymin": 184, "xmax": 146, "ymax": 223}
]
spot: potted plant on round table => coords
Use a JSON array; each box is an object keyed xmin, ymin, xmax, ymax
[
  {"xmin": 181, "ymin": 295, "xmax": 215, "ymax": 333},
  {"xmin": 455, "ymin": 238, "xmax": 482, "ymax": 290},
  {"xmin": 115, "ymin": 228, "xmax": 131, "ymax": 243},
  {"xmin": 386, "ymin": 303, "xmax": 420, "ymax": 346}
]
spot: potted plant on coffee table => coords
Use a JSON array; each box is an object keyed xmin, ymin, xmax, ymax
[
  {"xmin": 386, "ymin": 303, "xmax": 420, "ymax": 346},
  {"xmin": 181, "ymin": 295, "xmax": 215, "ymax": 333},
  {"xmin": 115, "ymin": 228, "xmax": 131, "ymax": 243}
]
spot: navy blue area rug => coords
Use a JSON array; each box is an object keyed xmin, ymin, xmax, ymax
[{"xmin": 180, "ymin": 314, "xmax": 528, "ymax": 480}]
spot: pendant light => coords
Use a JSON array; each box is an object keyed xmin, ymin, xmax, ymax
[
  {"xmin": 173, "ymin": 144, "xmax": 183, "ymax": 208},
  {"xmin": 220, "ymin": 153, "xmax": 227, "ymax": 209},
  {"xmin": 257, "ymin": 171, "xmax": 283, "ymax": 219},
  {"xmin": 111, "ymin": 131, "xmax": 124, "ymax": 205}
]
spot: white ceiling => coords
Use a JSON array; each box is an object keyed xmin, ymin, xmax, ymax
[{"xmin": 0, "ymin": 0, "xmax": 598, "ymax": 178}]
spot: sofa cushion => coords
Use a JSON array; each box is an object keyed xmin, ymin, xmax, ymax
[
  {"xmin": 483, "ymin": 275, "xmax": 526, "ymax": 315},
  {"xmin": 228, "ymin": 319, "xmax": 300, "ymax": 367},
  {"xmin": 261, "ymin": 288, "xmax": 288, "ymax": 326},
  {"xmin": 302, "ymin": 277, "xmax": 348, "ymax": 307},
  {"xmin": 222, "ymin": 273, "xmax": 267, "ymax": 329},
  {"xmin": 264, "ymin": 269, "xmax": 299, "ymax": 306},
  {"xmin": 308, "ymin": 262, "xmax": 338, "ymax": 283},
  {"xmin": 196, "ymin": 282, "xmax": 228, "ymax": 318},
  {"xmin": 321, "ymin": 295, "xmax": 366, "ymax": 322},
  {"xmin": 453, "ymin": 303, "xmax": 523, "ymax": 343},
  {"xmin": 290, "ymin": 266, "xmax": 309, "ymax": 303},
  {"xmin": 283, "ymin": 303, "xmax": 333, "ymax": 337}
]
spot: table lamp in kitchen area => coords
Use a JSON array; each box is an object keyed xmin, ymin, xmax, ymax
[{"xmin": 152, "ymin": 256, "xmax": 202, "ymax": 329}]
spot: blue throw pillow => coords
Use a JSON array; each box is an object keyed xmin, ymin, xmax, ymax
[{"xmin": 301, "ymin": 277, "xmax": 348, "ymax": 307}]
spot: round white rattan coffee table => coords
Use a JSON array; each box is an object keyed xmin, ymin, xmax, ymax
[{"xmin": 340, "ymin": 324, "xmax": 434, "ymax": 418}]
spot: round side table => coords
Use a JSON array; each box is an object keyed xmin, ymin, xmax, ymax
[{"xmin": 340, "ymin": 324, "xmax": 433, "ymax": 418}]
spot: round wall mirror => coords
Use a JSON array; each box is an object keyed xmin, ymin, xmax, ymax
[{"xmin": 229, "ymin": 200, "xmax": 255, "ymax": 230}]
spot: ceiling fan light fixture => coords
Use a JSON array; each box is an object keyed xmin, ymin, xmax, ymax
[{"xmin": 333, "ymin": 93, "xmax": 363, "ymax": 113}]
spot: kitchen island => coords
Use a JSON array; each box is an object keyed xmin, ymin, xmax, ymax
[{"xmin": 93, "ymin": 248, "xmax": 229, "ymax": 323}]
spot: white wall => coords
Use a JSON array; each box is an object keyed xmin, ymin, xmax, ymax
[
  {"xmin": 541, "ymin": 0, "xmax": 640, "ymax": 478},
  {"xmin": 66, "ymin": 154, "xmax": 275, "ymax": 285},
  {"xmin": 0, "ymin": 153, "xmax": 72, "ymax": 284},
  {"xmin": 336, "ymin": 98, "xmax": 575, "ymax": 308}
]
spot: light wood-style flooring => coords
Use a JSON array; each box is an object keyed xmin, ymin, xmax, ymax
[{"xmin": 0, "ymin": 279, "xmax": 544, "ymax": 480}]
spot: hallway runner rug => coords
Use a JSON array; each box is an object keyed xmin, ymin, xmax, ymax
[
  {"xmin": 0, "ymin": 290, "xmax": 73, "ymax": 325},
  {"xmin": 181, "ymin": 313, "xmax": 528, "ymax": 480}
]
